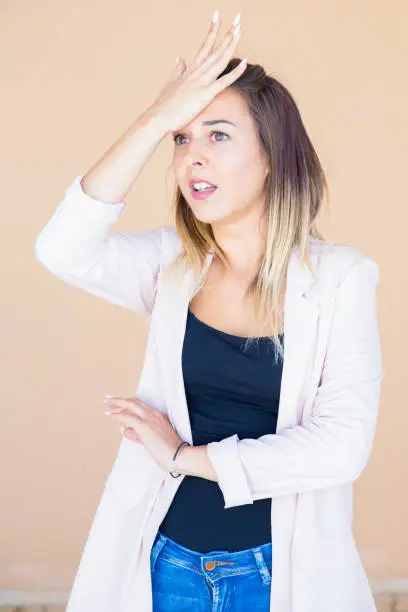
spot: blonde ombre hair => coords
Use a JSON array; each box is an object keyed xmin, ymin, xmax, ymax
[{"xmin": 167, "ymin": 58, "xmax": 329, "ymax": 361}]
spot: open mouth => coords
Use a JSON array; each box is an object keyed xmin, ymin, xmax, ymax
[
  {"xmin": 190, "ymin": 185, "xmax": 218, "ymax": 199},
  {"xmin": 192, "ymin": 185, "xmax": 218, "ymax": 192},
  {"xmin": 190, "ymin": 185, "xmax": 218, "ymax": 200}
]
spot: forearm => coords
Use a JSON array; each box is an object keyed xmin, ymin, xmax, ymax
[
  {"xmin": 175, "ymin": 444, "xmax": 219, "ymax": 482},
  {"xmin": 80, "ymin": 106, "xmax": 170, "ymax": 205}
]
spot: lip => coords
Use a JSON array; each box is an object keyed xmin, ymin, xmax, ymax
[
  {"xmin": 188, "ymin": 177, "xmax": 218, "ymax": 189},
  {"xmin": 190, "ymin": 186, "xmax": 218, "ymax": 200}
]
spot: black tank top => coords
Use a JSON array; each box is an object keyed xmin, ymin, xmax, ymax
[{"xmin": 158, "ymin": 306, "xmax": 284, "ymax": 553}]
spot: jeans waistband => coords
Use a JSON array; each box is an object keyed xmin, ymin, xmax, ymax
[{"xmin": 150, "ymin": 530, "xmax": 272, "ymax": 585}]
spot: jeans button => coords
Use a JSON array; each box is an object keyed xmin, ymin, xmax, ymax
[{"xmin": 205, "ymin": 561, "xmax": 217, "ymax": 570}]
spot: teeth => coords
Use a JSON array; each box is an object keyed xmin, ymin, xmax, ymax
[{"xmin": 193, "ymin": 182, "xmax": 216, "ymax": 191}]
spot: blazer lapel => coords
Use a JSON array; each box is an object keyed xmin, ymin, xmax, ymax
[
  {"xmin": 156, "ymin": 244, "xmax": 320, "ymax": 444},
  {"xmin": 277, "ymin": 246, "xmax": 320, "ymax": 430}
]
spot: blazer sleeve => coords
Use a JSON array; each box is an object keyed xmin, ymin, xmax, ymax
[
  {"xmin": 34, "ymin": 174, "xmax": 168, "ymax": 317},
  {"xmin": 206, "ymin": 257, "xmax": 383, "ymax": 509}
]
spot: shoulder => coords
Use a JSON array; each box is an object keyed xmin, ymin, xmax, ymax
[
  {"xmin": 158, "ymin": 224, "xmax": 184, "ymax": 265},
  {"xmin": 158, "ymin": 229, "xmax": 380, "ymax": 286},
  {"xmin": 308, "ymin": 237, "xmax": 380, "ymax": 287}
]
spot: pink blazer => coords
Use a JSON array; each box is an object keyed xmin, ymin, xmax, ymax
[{"xmin": 35, "ymin": 174, "xmax": 384, "ymax": 612}]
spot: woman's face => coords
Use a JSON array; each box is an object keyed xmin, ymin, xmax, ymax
[{"xmin": 171, "ymin": 88, "xmax": 269, "ymax": 227}]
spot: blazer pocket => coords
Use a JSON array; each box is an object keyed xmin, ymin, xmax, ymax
[
  {"xmin": 293, "ymin": 528, "xmax": 357, "ymax": 572},
  {"xmin": 103, "ymin": 439, "xmax": 164, "ymax": 507}
]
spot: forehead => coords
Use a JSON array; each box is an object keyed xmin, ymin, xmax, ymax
[{"xmin": 182, "ymin": 88, "xmax": 250, "ymax": 130}]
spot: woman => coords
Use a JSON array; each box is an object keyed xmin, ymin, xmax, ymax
[{"xmin": 35, "ymin": 10, "xmax": 383, "ymax": 612}]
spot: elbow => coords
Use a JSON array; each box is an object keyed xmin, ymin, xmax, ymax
[
  {"xmin": 34, "ymin": 238, "xmax": 59, "ymax": 273},
  {"xmin": 34, "ymin": 233, "xmax": 72, "ymax": 273},
  {"xmin": 34, "ymin": 236, "xmax": 52, "ymax": 267},
  {"xmin": 34, "ymin": 232, "xmax": 57, "ymax": 266},
  {"xmin": 340, "ymin": 444, "xmax": 372, "ymax": 483},
  {"xmin": 34, "ymin": 234, "xmax": 46, "ymax": 261}
]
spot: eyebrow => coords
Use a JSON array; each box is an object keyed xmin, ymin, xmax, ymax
[
  {"xmin": 172, "ymin": 119, "xmax": 237, "ymax": 135},
  {"xmin": 202, "ymin": 119, "xmax": 236, "ymax": 127}
]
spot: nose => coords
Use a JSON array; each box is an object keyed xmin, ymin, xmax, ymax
[
  {"xmin": 188, "ymin": 157, "xmax": 207, "ymax": 168},
  {"xmin": 185, "ymin": 148, "xmax": 209, "ymax": 168}
]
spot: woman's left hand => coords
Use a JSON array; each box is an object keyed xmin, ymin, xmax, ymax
[{"xmin": 103, "ymin": 395, "xmax": 184, "ymax": 472}]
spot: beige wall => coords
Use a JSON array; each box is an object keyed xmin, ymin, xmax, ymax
[{"xmin": 1, "ymin": 0, "xmax": 407, "ymax": 592}]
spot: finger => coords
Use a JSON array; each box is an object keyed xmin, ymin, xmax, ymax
[
  {"xmin": 108, "ymin": 412, "xmax": 142, "ymax": 428},
  {"xmin": 213, "ymin": 17, "xmax": 240, "ymax": 57},
  {"xmin": 165, "ymin": 55, "xmax": 187, "ymax": 86},
  {"xmin": 200, "ymin": 24, "xmax": 241, "ymax": 80},
  {"xmin": 205, "ymin": 13, "xmax": 240, "ymax": 62},
  {"xmin": 121, "ymin": 427, "xmax": 141, "ymax": 443},
  {"xmin": 210, "ymin": 57, "xmax": 248, "ymax": 94},
  {"xmin": 114, "ymin": 407, "xmax": 144, "ymax": 420},
  {"xmin": 193, "ymin": 11, "xmax": 221, "ymax": 67},
  {"xmin": 104, "ymin": 397, "xmax": 137, "ymax": 410},
  {"xmin": 104, "ymin": 396, "xmax": 127, "ymax": 405},
  {"xmin": 104, "ymin": 403, "xmax": 145, "ymax": 419},
  {"xmin": 176, "ymin": 56, "xmax": 187, "ymax": 73}
]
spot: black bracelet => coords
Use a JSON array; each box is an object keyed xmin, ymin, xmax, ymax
[{"xmin": 169, "ymin": 441, "xmax": 191, "ymax": 478}]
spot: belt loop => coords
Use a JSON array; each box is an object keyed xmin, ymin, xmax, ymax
[
  {"xmin": 252, "ymin": 546, "xmax": 272, "ymax": 586},
  {"xmin": 150, "ymin": 532, "xmax": 167, "ymax": 573}
]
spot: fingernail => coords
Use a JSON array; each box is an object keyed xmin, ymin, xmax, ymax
[
  {"xmin": 212, "ymin": 9, "xmax": 219, "ymax": 23},
  {"xmin": 175, "ymin": 55, "xmax": 179, "ymax": 65},
  {"xmin": 233, "ymin": 13, "xmax": 241, "ymax": 26},
  {"xmin": 105, "ymin": 394, "xmax": 114, "ymax": 398}
]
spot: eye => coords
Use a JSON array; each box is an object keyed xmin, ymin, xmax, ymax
[
  {"xmin": 173, "ymin": 131, "xmax": 230, "ymax": 145},
  {"xmin": 173, "ymin": 133, "xmax": 186, "ymax": 145},
  {"xmin": 211, "ymin": 130, "xmax": 229, "ymax": 142}
]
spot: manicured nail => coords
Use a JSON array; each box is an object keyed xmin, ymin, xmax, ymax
[
  {"xmin": 104, "ymin": 411, "xmax": 113, "ymax": 415},
  {"xmin": 105, "ymin": 394, "xmax": 114, "ymax": 398},
  {"xmin": 233, "ymin": 13, "xmax": 241, "ymax": 26},
  {"xmin": 212, "ymin": 9, "xmax": 219, "ymax": 23}
]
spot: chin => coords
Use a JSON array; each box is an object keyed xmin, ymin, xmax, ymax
[{"xmin": 191, "ymin": 208, "xmax": 228, "ymax": 226}]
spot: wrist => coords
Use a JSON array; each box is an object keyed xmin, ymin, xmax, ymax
[
  {"xmin": 169, "ymin": 442, "xmax": 193, "ymax": 475},
  {"xmin": 135, "ymin": 106, "xmax": 172, "ymax": 139}
]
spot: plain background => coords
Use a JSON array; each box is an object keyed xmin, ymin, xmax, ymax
[{"xmin": 1, "ymin": 0, "xmax": 406, "ymax": 592}]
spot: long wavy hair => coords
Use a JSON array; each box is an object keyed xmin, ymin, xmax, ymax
[{"xmin": 166, "ymin": 58, "xmax": 329, "ymax": 361}]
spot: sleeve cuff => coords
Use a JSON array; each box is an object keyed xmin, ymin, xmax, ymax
[
  {"xmin": 206, "ymin": 434, "xmax": 253, "ymax": 509},
  {"xmin": 64, "ymin": 174, "xmax": 128, "ymax": 218}
]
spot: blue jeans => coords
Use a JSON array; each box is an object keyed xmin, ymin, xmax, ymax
[{"xmin": 150, "ymin": 530, "xmax": 272, "ymax": 611}]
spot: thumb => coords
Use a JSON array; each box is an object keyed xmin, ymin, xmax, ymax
[
  {"xmin": 171, "ymin": 55, "xmax": 186, "ymax": 78},
  {"xmin": 158, "ymin": 56, "xmax": 187, "ymax": 97}
]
